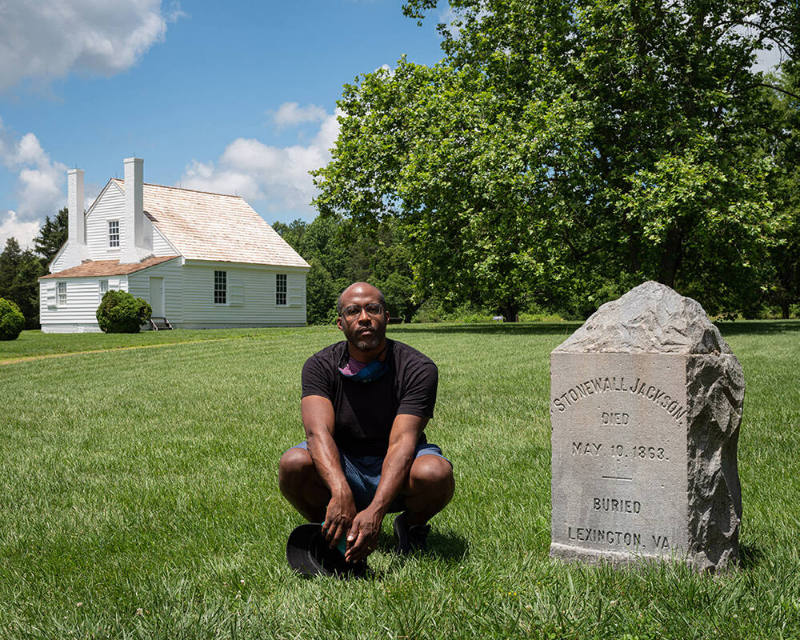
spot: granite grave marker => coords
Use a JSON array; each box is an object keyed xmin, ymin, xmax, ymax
[{"xmin": 549, "ymin": 281, "xmax": 744, "ymax": 571}]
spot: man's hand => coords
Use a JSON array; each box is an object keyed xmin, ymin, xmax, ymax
[
  {"xmin": 344, "ymin": 507, "xmax": 385, "ymax": 564},
  {"xmin": 302, "ymin": 395, "xmax": 356, "ymax": 549},
  {"xmin": 322, "ymin": 490, "xmax": 356, "ymax": 549}
]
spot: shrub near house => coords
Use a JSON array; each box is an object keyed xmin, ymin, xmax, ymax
[
  {"xmin": 96, "ymin": 290, "xmax": 152, "ymax": 333},
  {"xmin": 0, "ymin": 297, "xmax": 25, "ymax": 340}
]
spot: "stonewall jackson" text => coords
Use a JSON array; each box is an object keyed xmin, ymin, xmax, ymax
[{"xmin": 552, "ymin": 376, "xmax": 686, "ymax": 422}]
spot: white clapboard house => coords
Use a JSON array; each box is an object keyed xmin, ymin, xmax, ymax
[{"xmin": 39, "ymin": 158, "xmax": 310, "ymax": 333}]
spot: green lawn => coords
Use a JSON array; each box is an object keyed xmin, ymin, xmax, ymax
[
  {"xmin": 1, "ymin": 322, "xmax": 799, "ymax": 639},
  {"xmin": 0, "ymin": 326, "xmax": 319, "ymax": 362}
]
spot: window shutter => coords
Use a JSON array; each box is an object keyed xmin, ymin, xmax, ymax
[
  {"xmin": 287, "ymin": 276, "xmax": 302, "ymax": 307},
  {"xmin": 230, "ymin": 274, "xmax": 244, "ymax": 307},
  {"xmin": 45, "ymin": 282, "xmax": 57, "ymax": 309}
]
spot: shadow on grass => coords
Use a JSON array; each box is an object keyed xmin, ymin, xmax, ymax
[
  {"xmin": 389, "ymin": 322, "xmax": 582, "ymax": 337},
  {"xmin": 428, "ymin": 530, "xmax": 470, "ymax": 560},
  {"xmin": 376, "ymin": 529, "xmax": 469, "ymax": 561},
  {"xmin": 368, "ymin": 529, "xmax": 470, "ymax": 580},
  {"xmin": 715, "ymin": 320, "xmax": 800, "ymax": 336},
  {"xmin": 738, "ymin": 543, "xmax": 766, "ymax": 569}
]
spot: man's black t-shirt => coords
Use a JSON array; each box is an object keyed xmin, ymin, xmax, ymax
[{"xmin": 301, "ymin": 339, "xmax": 438, "ymax": 456}]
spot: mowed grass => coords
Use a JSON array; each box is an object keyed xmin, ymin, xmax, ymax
[
  {"xmin": 0, "ymin": 322, "xmax": 799, "ymax": 639},
  {"xmin": 0, "ymin": 327, "xmax": 316, "ymax": 363}
]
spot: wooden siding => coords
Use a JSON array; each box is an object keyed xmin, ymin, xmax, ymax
[
  {"xmin": 86, "ymin": 183, "xmax": 126, "ymax": 261},
  {"xmin": 179, "ymin": 264, "xmax": 306, "ymax": 327},
  {"xmin": 85, "ymin": 183, "xmax": 155, "ymax": 260},
  {"xmin": 51, "ymin": 243, "xmax": 75, "ymax": 272},
  {"xmin": 40, "ymin": 276, "xmax": 129, "ymax": 332},
  {"xmin": 127, "ymin": 259, "xmax": 184, "ymax": 324},
  {"xmin": 152, "ymin": 227, "xmax": 175, "ymax": 256}
]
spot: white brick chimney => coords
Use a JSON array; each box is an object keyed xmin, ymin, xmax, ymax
[
  {"xmin": 121, "ymin": 157, "xmax": 144, "ymax": 263},
  {"xmin": 67, "ymin": 168, "xmax": 85, "ymax": 246}
]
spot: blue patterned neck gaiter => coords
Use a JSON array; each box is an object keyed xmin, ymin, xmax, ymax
[{"xmin": 338, "ymin": 349, "xmax": 388, "ymax": 383}]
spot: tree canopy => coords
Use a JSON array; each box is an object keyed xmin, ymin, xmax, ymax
[
  {"xmin": 0, "ymin": 238, "xmax": 44, "ymax": 329},
  {"xmin": 313, "ymin": 0, "xmax": 800, "ymax": 318},
  {"xmin": 764, "ymin": 62, "xmax": 800, "ymax": 317},
  {"xmin": 0, "ymin": 207, "xmax": 67, "ymax": 328},
  {"xmin": 34, "ymin": 207, "xmax": 68, "ymax": 265},
  {"xmin": 274, "ymin": 216, "xmax": 417, "ymax": 323}
]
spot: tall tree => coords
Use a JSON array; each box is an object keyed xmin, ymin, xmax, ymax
[
  {"xmin": 11, "ymin": 250, "xmax": 43, "ymax": 328},
  {"xmin": 34, "ymin": 207, "xmax": 68, "ymax": 265},
  {"xmin": 314, "ymin": 0, "xmax": 798, "ymax": 317},
  {"xmin": 757, "ymin": 60, "xmax": 800, "ymax": 318},
  {"xmin": 275, "ymin": 216, "xmax": 418, "ymax": 322},
  {"xmin": 0, "ymin": 238, "xmax": 43, "ymax": 329},
  {"xmin": 0, "ymin": 238, "xmax": 23, "ymax": 299}
]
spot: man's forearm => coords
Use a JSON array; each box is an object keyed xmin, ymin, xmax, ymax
[
  {"xmin": 368, "ymin": 436, "xmax": 417, "ymax": 515},
  {"xmin": 301, "ymin": 395, "xmax": 351, "ymax": 498},
  {"xmin": 301, "ymin": 395, "xmax": 357, "ymax": 546},
  {"xmin": 306, "ymin": 429, "xmax": 350, "ymax": 497}
]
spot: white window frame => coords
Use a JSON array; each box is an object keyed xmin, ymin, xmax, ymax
[
  {"xmin": 108, "ymin": 220, "xmax": 120, "ymax": 248},
  {"xmin": 99, "ymin": 279, "xmax": 109, "ymax": 301},
  {"xmin": 276, "ymin": 273, "xmax": 287, "ymax": 306},
  {"xmin": 57, "ymin": 281, "xmax": 67, "ymax": 306},
  {"xmin": 214, "ymin": 270, "xmax": 227, "ymax": 305}
]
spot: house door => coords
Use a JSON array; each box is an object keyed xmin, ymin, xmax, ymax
[{"xmin": 149, "ymin": 277, "xmax": 164, "ymax": 317}]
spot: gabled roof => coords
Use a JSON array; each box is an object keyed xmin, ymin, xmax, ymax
[
  {"xmin": 111, "ymin": 179, "xmax": 309, "ymax": 268},
  {"xmin": 40, "ymin": 256, "xmax": 180, "ymax": 279}
]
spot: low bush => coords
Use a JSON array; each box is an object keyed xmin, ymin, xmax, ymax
[
  {"xmin": 0, "ymin": 297, "xmax": 25, "ymax": 340},
  {"xmin": 412, "ymin": 298, "xmax": 567, "ymax": 324},
  {"xmin": 518, "ymin": 311, "xmax": 566, "ymax": 322},
  {"xmin": 96, "ymin": 290, "xmax": 152, "ymax": 333}
]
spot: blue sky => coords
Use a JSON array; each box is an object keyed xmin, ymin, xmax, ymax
[{"xmin": 0, "ymin": 0, "xmax": 447, "ymax": 247}]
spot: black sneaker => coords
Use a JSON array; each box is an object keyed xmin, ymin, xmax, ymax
[{"xmin": 393, "ymin": 512, "xmax": 431, "ymax": 555}]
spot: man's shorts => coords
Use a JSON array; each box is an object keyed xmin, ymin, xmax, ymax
[{"xmin": 291, "ymin": 441, "xmax": 451, "ymax": 512}]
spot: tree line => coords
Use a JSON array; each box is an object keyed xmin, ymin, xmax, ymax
[
  {"xmin": 272, "ymin": 217, "xmax": 420, "ymax": 324},
  {"xmin": 0, "ymin": 209, "xmax": 66, "ymax": 329}
]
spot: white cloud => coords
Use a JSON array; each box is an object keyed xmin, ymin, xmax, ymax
[
  {"xmin": 181, "ymin": 108, "xmax": 341, "ymax": 215},
  {"xmin": 272, "ymin": 102, "xmax": 328, "ymax": 128},
  {"xmin": 0, "ymin": 121, "xmax": 68, "ymax": 247},
  {"xmin": 17, "ymin": 165, "xmax": 65, "ymax": 220},
  {"xmin": 0, "ymin": 210, "xmax": 41, "ymax": 249},
  {"xmin": 0, "ymin": 0, "xmax": 180, "ymax": 91},
  {"xmin": 0, "ymin": 129, "xmax": 67, "ymax": 220}
]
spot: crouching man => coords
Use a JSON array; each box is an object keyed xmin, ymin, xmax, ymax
[{"xmin": 279, "ymin": 282, "xmax": 454, "ymax": 565}]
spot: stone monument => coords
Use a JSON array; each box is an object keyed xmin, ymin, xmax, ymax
[{"xmin": 549, "ymin": 281, "xmax": 744, "ymax": 571}]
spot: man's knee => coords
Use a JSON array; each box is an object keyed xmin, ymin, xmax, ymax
[
  {"xmin": 279, "ymin": 447, "xmax": 315, "ymax": 487},
  {"xmin": 279, "ymin": 447, "xmax": 329, "ymax": 521},
  {"xmin": 409, "ymin": 455, "xmax": 455, "ymax": 497}
]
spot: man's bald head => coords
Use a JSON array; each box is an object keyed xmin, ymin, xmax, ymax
[{"xmin": 336, "ymin": 282, "xmax": 387, "ymax": 315}]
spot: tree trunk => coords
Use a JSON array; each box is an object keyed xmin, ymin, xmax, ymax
[
  {"xmin": 658, "ymin": 228, "xmax": 683, "ymax": 288},
  {"xmin": 501, "ymin": 303, "xmax": 519, "ymax": 322}
]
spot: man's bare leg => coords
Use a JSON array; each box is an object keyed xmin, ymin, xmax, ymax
[
  {"xmin": 281, "ymin": 448, "xmax": 454, "ymax": 526},
  {"xmin": 278, "ymin": 447, "xmax": 330, "ymax": 522},
  {"xmin": 401, "ymin": 455, "xmax": 455, "ymax": 526}
]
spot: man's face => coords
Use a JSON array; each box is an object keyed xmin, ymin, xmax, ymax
[{"xmin": 336, "ymin": 285, "xmax": 389, "ymax": 353}]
